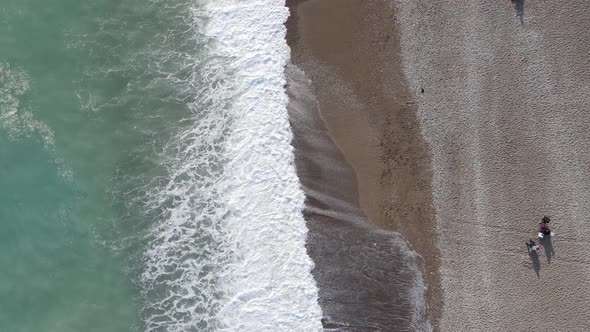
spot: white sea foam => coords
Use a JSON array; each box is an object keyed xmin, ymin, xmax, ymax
[
  {"xmin": 0, "ymin": 63, "xmax": 54, "ymax": 147},
  {"xmin": 0, "ymin": 63, "xmax": 69, "ymax": 178},
  {"xmin": 139, "ymin": 1, "xmax": 322, "ymax": 331},
  {"xmin": 206, "ymin": 1, "xmax": 323, "ymax": 330}
]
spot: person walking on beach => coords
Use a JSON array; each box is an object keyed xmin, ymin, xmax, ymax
[{"xmin": 538, "ymin": 216, "xmax": 553, "ymax": 238}]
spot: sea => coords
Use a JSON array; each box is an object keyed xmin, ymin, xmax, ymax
[{"xmin": 0, "ymin": 1, "xmax": 323, "ymax": 331}]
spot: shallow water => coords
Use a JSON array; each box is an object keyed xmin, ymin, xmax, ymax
[
  {"xmin": 1, "ymin": 1, "xmax": 321, "ymax": 331},
  {"xmin": 1, "ymin": 1, "xmax": 141, "ymax": 330}
]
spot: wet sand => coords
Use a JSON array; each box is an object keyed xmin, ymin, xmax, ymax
[
  {"xmin": 287, "ymin": 0, "xmax": 441, "ymax": 330},
  {"xmin": 286, "ymin": 63, "xmax": 431, "ymax": 331},
  {"xmin": 395, "ymin": 0, "xmax": 590, "ymax": 331}
]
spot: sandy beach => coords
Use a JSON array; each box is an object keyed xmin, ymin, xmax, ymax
[
  {"xmin": 288, "ymin": 0, "xmax": 590, "ymax": 331},
  {"xmin": 395, "ymin": 1, "xmax": 590, "ymax": 331},
  {"xmin": 287, "ymin": 0, "xmax": 441, "ymax": 330}
]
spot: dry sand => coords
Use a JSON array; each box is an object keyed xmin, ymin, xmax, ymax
[{"xmin": 395, "ymin": 0, "xmax": 590, "ymax": 331}]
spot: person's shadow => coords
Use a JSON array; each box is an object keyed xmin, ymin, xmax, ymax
[
  {"xmin": 539, "ymin": 236, "xmax": 556, "ymax": 263},
  {"xmin": 527, "ymin": 244, "xmax": 541, "ymax": 278},
  {"xmin": 512, "ymin": 0, "xmax": 525, "ymax": 24}
]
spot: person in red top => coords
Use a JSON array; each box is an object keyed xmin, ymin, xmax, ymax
[{"xmin": 538, "ymin": 216, "xmax": 553, "ymax": 238}]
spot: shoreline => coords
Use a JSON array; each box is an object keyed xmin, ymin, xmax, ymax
[
  {"xmin": 286, "ymin": 62, "xmax": 432, "ymax": 331},
  {"xmin": 286, "ymin": 0, "xmax": 442, "ymax": 330}
]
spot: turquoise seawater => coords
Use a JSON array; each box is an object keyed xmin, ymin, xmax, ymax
[{"xmin": 0, "ymin": 1, "xmax": 208, "ymax": 330}]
